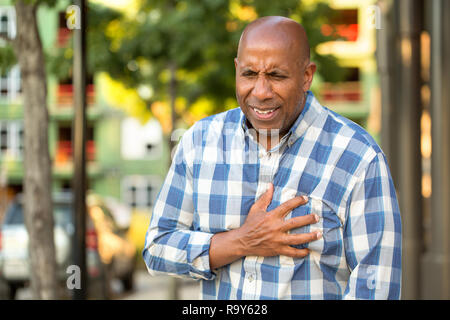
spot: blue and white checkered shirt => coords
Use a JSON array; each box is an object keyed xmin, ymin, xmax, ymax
[{"xmin": 143, "ymin": 91, "xmax": 402, "ymax": 300}]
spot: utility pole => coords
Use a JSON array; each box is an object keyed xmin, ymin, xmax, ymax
[
  {"xmin": 72, "ymin": 0, "xmax": 87, "ymax": 300},
  {"xmin": 377, "ymin": 0, "xmax": 399, "ymax": 182},
  {"xmin": 396, "ymin": 0, "xmax": 423, "ymax": 300}
]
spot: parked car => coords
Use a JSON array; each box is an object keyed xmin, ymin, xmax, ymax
[
  {"xmin": 0, "ymin": 193, "xmax": 136, "ymax": 299},
  {"xmin": 86, "ymin": 194, "xmax": 137, "ymax": 293}
]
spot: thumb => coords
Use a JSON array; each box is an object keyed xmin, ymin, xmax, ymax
[{"xmin": 253, "ymin": 183, "xmax": 274, "ymax": 211}]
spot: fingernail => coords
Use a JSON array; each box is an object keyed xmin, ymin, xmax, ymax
[
  {"xmin": 316, "ymin": 231, "xmax": 322, "ymax": 239},
  {"xmin": 314, "ymin": 214, "xmax": 319, "ymax": 222},
  {"xmin": 302, "ymin": 195, "xmax": 309, "ymax": 202}
]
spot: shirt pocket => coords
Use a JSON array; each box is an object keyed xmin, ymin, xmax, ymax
[{"xmin": 284, "ymin": 197, "xmax": 344, "ymax": 267}]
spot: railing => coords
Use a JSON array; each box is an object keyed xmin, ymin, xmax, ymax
[
  {"xmin": 55, "ymin": 140, "xmax": 96, "ymax": 164},
  {"xmin": 320, "ymin": 81, "xmax": 362, "ymax": 102},
  {"xmin": 56, "ymin": 84, "xmax": 95, "ymax": 106},
  {"xmin": 321, "ymin": 23, "xmax": 359, "ymax": 42}
]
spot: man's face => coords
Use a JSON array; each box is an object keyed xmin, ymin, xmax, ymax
[{"xmin": 235, "ymin": 35, "xmax": 314, "ymax": 137}]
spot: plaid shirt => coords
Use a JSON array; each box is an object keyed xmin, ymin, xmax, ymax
[{"xmin": 143, "ymin": 91, "xmax": 402, "ymax": 300}]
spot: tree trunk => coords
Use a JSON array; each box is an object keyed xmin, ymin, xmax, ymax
[{"xmin": 12, "ymin": 0, "xmax": 57, "ymax": 299}]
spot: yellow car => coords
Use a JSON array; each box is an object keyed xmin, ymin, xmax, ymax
[{"xmin": 86, "ymin": 194, "xmax": 137, "ymax": 295}]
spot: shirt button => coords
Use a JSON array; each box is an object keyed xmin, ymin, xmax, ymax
[{"xmin": 248, "ymin": 274, "xmax": 254, "ymax": 282}]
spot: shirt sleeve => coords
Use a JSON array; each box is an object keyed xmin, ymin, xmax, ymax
[
  {"xmin": 342, "ymin": 152, "xmax": 402, "ymax": 299},
  {"xmin": 142, "ymin": 129, "xmax": 216, "ymax": 280}
]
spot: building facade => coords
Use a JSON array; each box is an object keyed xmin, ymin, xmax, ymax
[{"xmin": 0, "ymin": 0, "xmax": 168, "ymax": 223}]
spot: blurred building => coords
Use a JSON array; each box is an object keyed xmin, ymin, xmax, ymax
[
  {"xmin": 312, "ymin": 0, "xmax": 380, "ymax": 139},
  {"xmin": 376, "ymin": 0, "xmax": 450, "ymax": 299},
  {"xmin": 0, "ymin": 0, "xmax": 168, "ymax": 224}
]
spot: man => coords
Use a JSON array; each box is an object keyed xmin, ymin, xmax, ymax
[{"xmin": 143, "ymin": 16, "xmax": 402, "ymax": 300}]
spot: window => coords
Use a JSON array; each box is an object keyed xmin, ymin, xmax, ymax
[
  {"xmin": 55, "ymin": 122, "xmax": 96, "ymax": 163},
  {"xmin": 122, "ymin": 175, "xmax": 162, "ymax": 210},
  {"xmin": 121, "ymin": 118, "xmax": 163, "ymax": 160},
  {"xmin": 0, "ymin": 7, "xmax": 15, "ymax": 39},
  {"xmin": 0, "ymin": 127, "xmax": 7, "ymax": 152},
  {"xmin": 0, "ymin": 15, "xmax": 7, "ymax": 37},
  {"xmin": 0, "ymin": 65, "xmax": 21, "ymax": 101},
  {"xmin": 0, "ymin": 121, "xmax": 23, "ymax": 159},
  {"xmin": 57, "ymin": 75, "xmax": 95, "ymax": 106},
  {"xmin": 321, "ymin": 9, "xmax": 359, "ymax": 42},
  {"xmin": 57, "ymin": 11, "xmax": 71, "ymax": 47}
]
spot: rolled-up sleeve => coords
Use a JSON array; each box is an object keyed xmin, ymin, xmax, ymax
[
  {"xmin": 142, "ymin": 129, "xmax": 216, "ymax": 280},
  {"xmin": 343, "ymin": 152, "xmax": 402, "ymax": 299}
]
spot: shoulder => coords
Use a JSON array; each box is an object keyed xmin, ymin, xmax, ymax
[
  {"xmin": 324, "ymin": 107, "xmax": 381, "ymax": 151},
  {"xmin": 177, "ymin": 108, "xmax": 242, "ymax": 158},
  {"xmin": 184, "ymin": 107, "xmax": 243, "ymax": 140},
  {"xmin": 196, "ymin": 107, "xmax": 243, "ymax": 128},
  {"xmin": 309, "ymin": 103, "xmax": 388, "ymax": 183}
]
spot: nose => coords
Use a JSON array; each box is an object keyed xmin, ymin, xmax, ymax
[{"xmin": 251, "ymin": 74, "xmax": 273, "ymax": 101}]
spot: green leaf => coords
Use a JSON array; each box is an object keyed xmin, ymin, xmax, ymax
[{"xmin": 0, "ymin": 45, "xmax": 17, "ymax": 75}]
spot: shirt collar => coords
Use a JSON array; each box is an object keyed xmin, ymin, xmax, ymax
[{"xmin": 239, "ymin": 90, "xmax": 322, "ymax": 148}]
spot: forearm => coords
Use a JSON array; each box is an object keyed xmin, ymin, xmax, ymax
[
  {"xmin": 209, "ymin": 228, "xmax": 247, "ymax": 270},
  {"xmin": 143, "ymin": 227, "xmax": 215, "ymax": 280},
  {"xmin": 343, "ymin": 153, "xmax": 402, "ymax": 299}
]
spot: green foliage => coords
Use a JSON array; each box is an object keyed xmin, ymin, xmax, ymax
[
  {"xmin": 8, "ymin": 0, "xmax": 59, "ymax": 7},
  {"xmin": 0, "ymin": 44, "xmax": 16, "ymax": 75},
  {"xmin": 46, "ymin": 2, "xmax": 123, "ymax": 80}
]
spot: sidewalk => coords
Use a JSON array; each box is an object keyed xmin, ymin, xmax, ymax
[
  {"xmin": 11, "ymin": 270, "xmax": 201, "ymax": 300},
  {"xmin": 116, "ymin": 270, "xmax": 201, "ymax": 300}
]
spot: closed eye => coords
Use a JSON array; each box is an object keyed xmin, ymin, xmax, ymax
[
  {"xmin": 267, "ymin": 72, "xmax": 287, "ymax": 79},
  {"xmin": 242, "ymin": 70, "xmax": 257, "ymax": 77}
]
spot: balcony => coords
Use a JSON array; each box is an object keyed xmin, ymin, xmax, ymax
[
  {"xmin": 56, "ymin": 84, "xmax": 95, "ymax": 107},
  {"xmin": 57, "ymin": 27, "xmax": 71, "ymax": 48},
  {"xmin": 320, "ymin": 81, "xmax": 362, "ymax": 103},
  {"xmin": 55, "ymin": 140, "xmax": 96, "ymax": 165}
]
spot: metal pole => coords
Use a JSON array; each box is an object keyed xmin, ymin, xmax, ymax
[
  {"xmin": 72, "ymin": 0, "xmax": 87, "ymax": 300},
  {"xmin": 396, "ymin": 0, "xmax": 423, "ymax": 299},
  {"xmin": 421, "ymin": 0, "xmax": 450, "ymax": 299},
  {"xmin": 377, "ymin": 0, "xmax": 399, "ymax": 182}
]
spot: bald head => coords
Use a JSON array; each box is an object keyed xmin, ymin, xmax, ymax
[{"xmin": 237, "ymin": 16, "xmax": 310, "ymax": 67}]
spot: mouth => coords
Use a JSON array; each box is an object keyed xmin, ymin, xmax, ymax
[{"xmin": 250, "ymin": 105, "xmax": 280, "ymax": 120}]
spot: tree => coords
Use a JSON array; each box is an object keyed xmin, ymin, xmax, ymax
[{"xmin": 0, "ymin": 0, "xmax": 58, "ymax": 299}]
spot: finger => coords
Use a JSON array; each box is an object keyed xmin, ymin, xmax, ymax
[
  {"xmin": 282, "ymin": 230, "xmax": 322, "ymax": 246},
  {"xmin": 252, "ymin": 183, "xmax": 274, "ymax": 211},
  {"xmin": 270, "ymin": 195, "xmax": 308, "ymax": 218},
  {"xmin": 280, "ymin": 247, "xmax": 310, "ymax": 259},
  {"xmin": 281, "ymin": 213, "xmax": 319, "ymax": 232}
]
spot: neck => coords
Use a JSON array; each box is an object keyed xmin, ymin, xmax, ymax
[{"xmin": 256, "ymin": 130, "xmax": 284, "ymax": 151}]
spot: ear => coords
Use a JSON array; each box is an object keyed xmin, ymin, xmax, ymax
[
  {"xmin": 303, "ymin": 62, "xmax": 317, "ymax": 92},
  {"xmin": 234, "ymin": 58, "xmax": 238, "ymax": 69}
]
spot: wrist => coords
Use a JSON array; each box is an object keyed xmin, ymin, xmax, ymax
[{"xmin": 232, "ymin": 226, "xmax": 249, "ymax": 257}]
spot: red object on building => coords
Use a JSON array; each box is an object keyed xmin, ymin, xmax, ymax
[
  {"xmin": 57, "ymin": 84, "xmax": 95, "ymax": 106},
  {"xmin": 321, "ymin": 23, "xmax": 359, "ymax": 41},
  {"xmin": 56, "ymin": 140, "xmax": 96, "ymax": 163}
]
